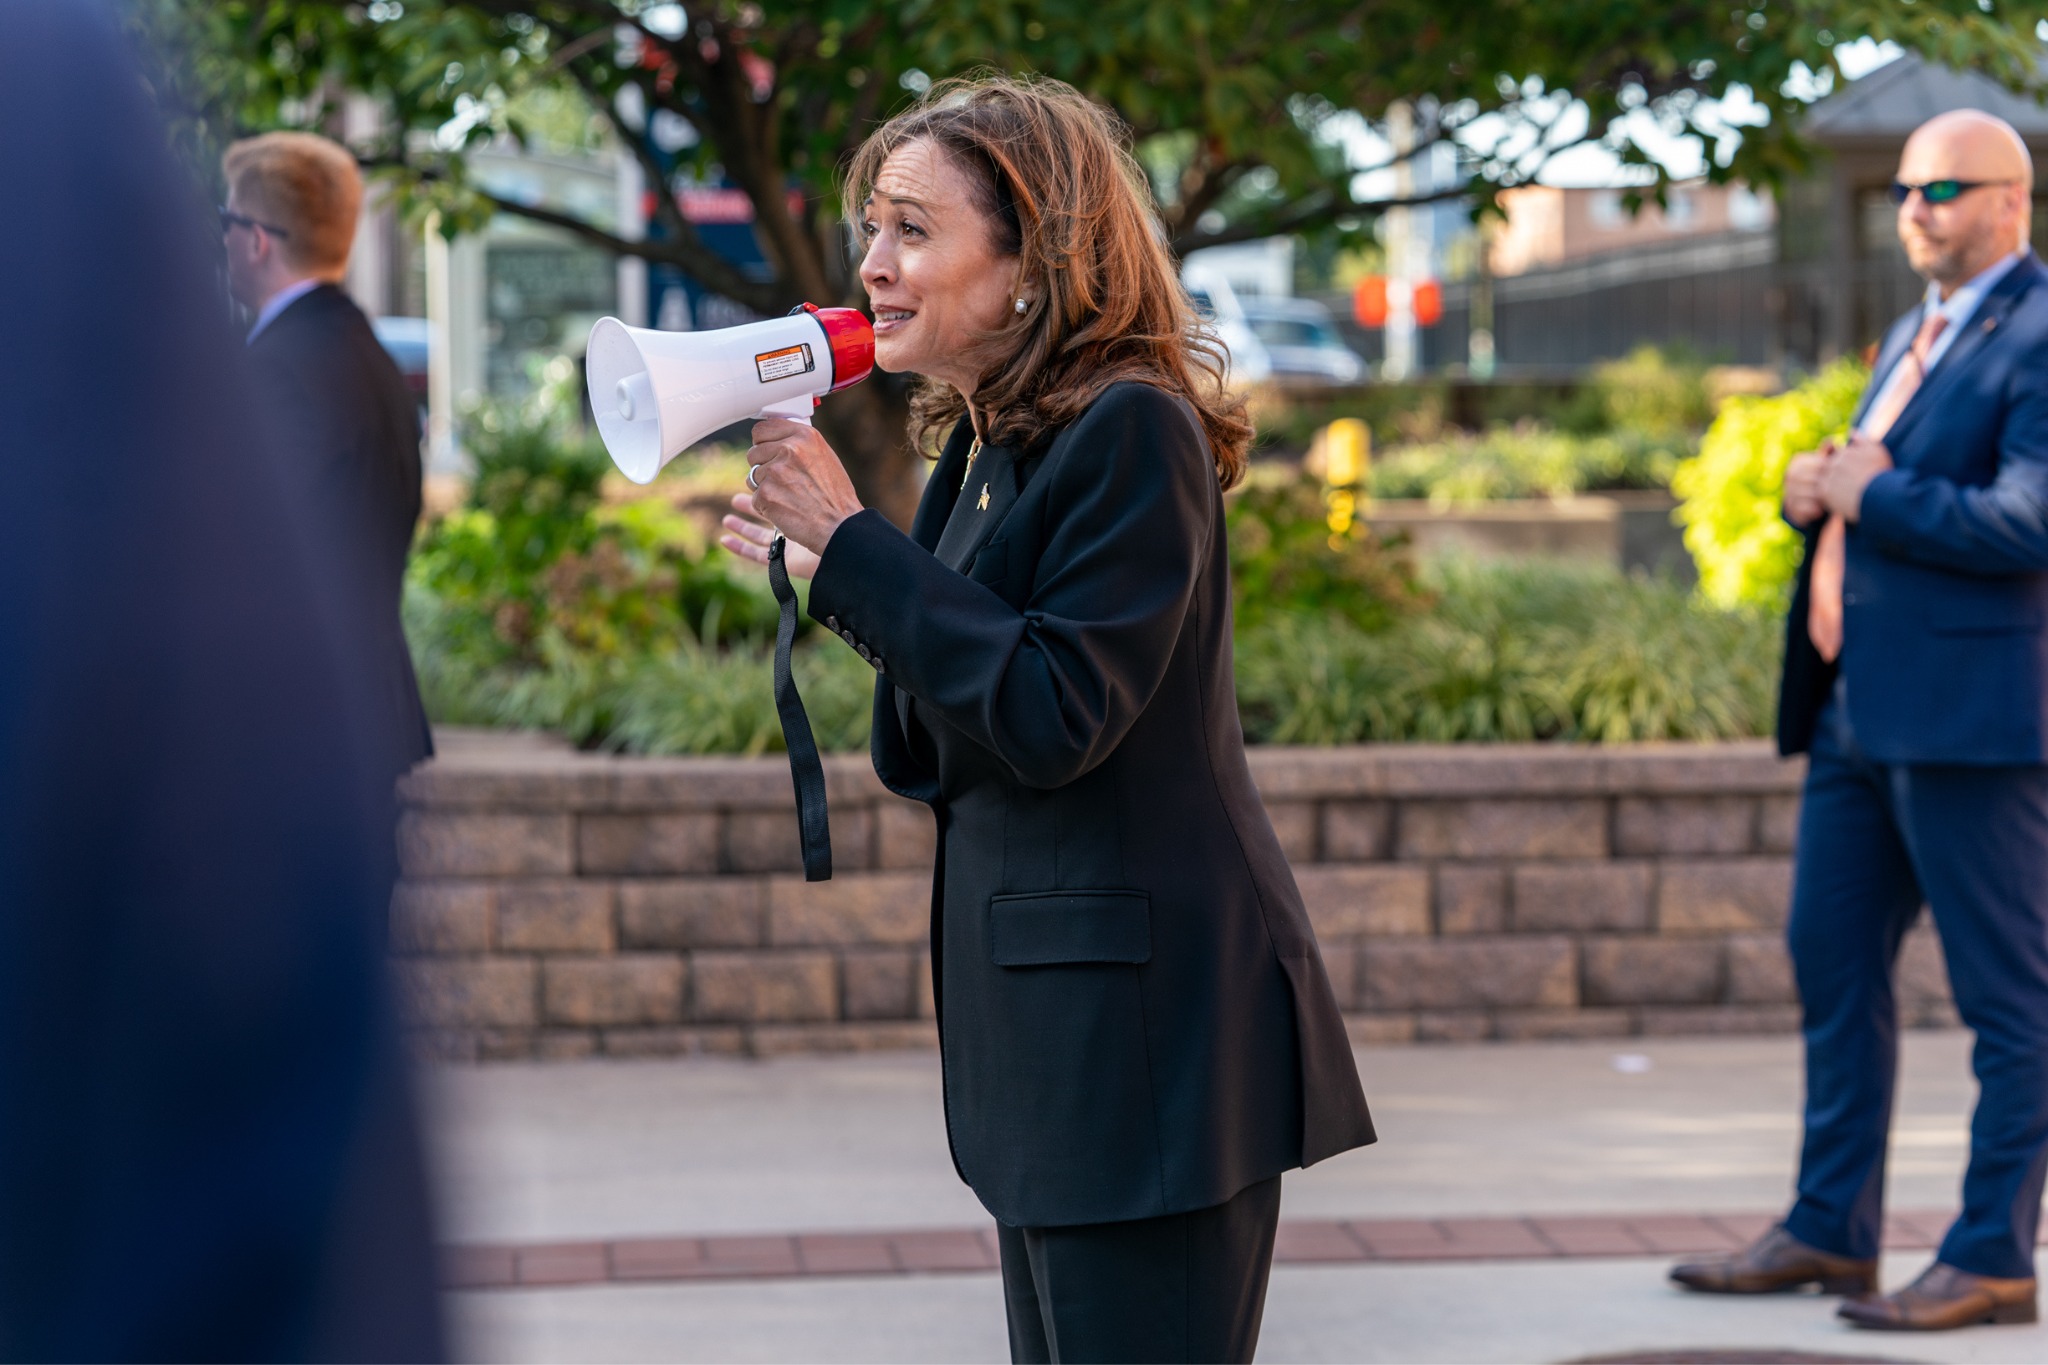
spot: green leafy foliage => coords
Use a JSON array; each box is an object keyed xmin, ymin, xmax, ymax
[
  {"xmin": 1559, "ymin": 345, "xmax": 1717, "ymax": 439},
  {"xmin": 1368, "ymin": 426, "xmax": 1681, "ymax": 504},
  {"xmin": 1233, "ymin": 559, "xmax": 1779, "ymax": 745},
  {"xmin": 1672, "ymin": 360, "xmax": 1868, "ymax": 610},
  {"xmin": 1225, "ymin": 473, "xmax": 1430, "ymax": 630}
]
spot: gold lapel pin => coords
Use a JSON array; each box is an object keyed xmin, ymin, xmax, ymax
[{"xmin": 977, "ymin": 482, "xmax": 990, "ymax": 511}]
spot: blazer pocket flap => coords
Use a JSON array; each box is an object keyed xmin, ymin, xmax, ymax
[{"xmin": 990, "ymin": 890, "xmax": 1150, "ymax": 966}]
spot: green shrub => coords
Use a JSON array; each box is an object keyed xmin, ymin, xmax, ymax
[
  {"xmin": 1560, "ymin": 344, "xmax": 1716, "ymax": 438},
  {"xmin": 1367, "ymin": 425, "xmax": 1680, "ymax": 504},
  {"xmin": 1233, "ymin": 559, "xmax": 1779, "ymax": 744},
  {"xmin": 607, "ymin": 639, "xmax": 877, "ymax": 756},
  {"xmin": 1672, "ymin": 359, "xmax": 1867, "ymax": 610},
  {"xmin": 1225, "ymin": 473, "xmax": 1429, "ymax": 631}
]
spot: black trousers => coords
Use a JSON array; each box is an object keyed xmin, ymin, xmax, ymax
[{"xmin": 997, "ymin": 1175, "xmax": 1283, "ymax": 1364}]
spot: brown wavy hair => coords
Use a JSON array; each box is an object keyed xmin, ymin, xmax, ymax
[{"xmin": 843, "ymin": 74, "xmax": 1253, "ymax": 488}]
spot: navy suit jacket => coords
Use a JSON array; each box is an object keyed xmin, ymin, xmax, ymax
[
  {"xmin": 809, "ymin": 383, "xmax": 1374, "ymax": 1229},
  {"xmin": 1778, "ymin": 251, "xmax": 2048, "ymax": 764},
  {"xmin": 0, "ymin": 6, "xmax": 442, "ymax": 1358}
]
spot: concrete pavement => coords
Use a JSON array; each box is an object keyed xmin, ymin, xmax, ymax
[{"xmin": 430, "ymin": 1030, "xmax": 2048, "ymax": 1362}]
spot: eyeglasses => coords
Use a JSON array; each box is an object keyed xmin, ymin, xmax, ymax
[
  {"xmin": 218, "ymin": 205, "xmax": 291, "ymax": 238},
  {"xmin": 1888, "ymin": 179, "xmax": 2018, "ymax": 206}
]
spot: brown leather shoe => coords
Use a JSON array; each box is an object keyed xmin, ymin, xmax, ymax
[
  {"xmin": 1669, "ymin": 1224, "xmax": 1879, "ymax": 1296},
  {"xmin": 1837, "ymin": 1260, "xmax": 2038, "ymax": 1330}
]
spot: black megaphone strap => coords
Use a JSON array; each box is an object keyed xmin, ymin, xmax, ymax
[{"xmin": 768, "ymin": 534, "xmax": 832, "ymax": 881}]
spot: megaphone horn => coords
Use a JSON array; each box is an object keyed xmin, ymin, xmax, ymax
[{"xmin": 585, "ymin": 302, "xmax": 876, "ymax": 484}]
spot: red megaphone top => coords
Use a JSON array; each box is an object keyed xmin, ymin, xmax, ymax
[{"xmin": 798, "ymin": 303, "xmax": 876, "ymax": 393}]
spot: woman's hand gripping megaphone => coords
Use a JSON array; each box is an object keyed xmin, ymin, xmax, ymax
[{"xmin": 719, "ymin": 416, "xmax": 863, "ymax": 579}]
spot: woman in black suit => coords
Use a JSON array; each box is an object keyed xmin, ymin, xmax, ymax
[{"xmin": 721, "ymin": 75, "xmax": 1374, "ymax": 1364}]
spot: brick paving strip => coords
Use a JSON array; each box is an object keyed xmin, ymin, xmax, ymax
[{"xmin": 445, "ymin": 1208, "xmax": 1985, "ymax": 1291}]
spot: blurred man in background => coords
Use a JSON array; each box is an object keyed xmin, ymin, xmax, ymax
[
  {"xmin": 222, "ymin": 130, "xmax": 433, "ymax": 806},
  {"xmin": 1673, "ymin": 109, "xmax": 2048, "ymax": 1333},
  {"xmin": 0, "ymin": 6, "xmax": 443, "ymax": 1358}
]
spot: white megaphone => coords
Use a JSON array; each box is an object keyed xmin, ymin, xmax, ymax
[{"xmin": 585, "ymin": 303, "xmax": 876, "ymax": 484}]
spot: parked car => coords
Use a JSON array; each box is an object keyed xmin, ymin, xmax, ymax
[
  {"xmin": 1182, "ymin": 276, "xmax": 1272, "ymax": 387},
  {"xmin": 371, "ymin": 315, "xmax": 430, "ymax": 406},
  {"xmin": 1238, "ymin": 298, "xmax": 1365, "ymax": 386}
]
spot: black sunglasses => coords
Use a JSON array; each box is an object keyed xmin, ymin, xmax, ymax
[
  {"xmin": 219, "ymin": 205, "xmax": 291, "ymax": 238},
  {"xmin": 1888, "ymin": 178, "xmax": 2017, "ymax": 206}
]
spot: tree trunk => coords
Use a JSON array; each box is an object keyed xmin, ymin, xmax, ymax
[{"xmin": 814, "ymin": 373, "xmax": 925, "ymax": 530}]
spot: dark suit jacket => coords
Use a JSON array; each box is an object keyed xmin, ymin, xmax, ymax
[
  {"xmin": 0, "ymin": 4, "xmax": 441, "ymax": 1357},
  {"xmin": 1778, "ymin": 252, "xmax": 2048, "ymax": 764},
  {"xmin": 249, "ymin": 283, "xmax": 433, "ymax": 786},
  {"xmin": 809, "ymin": 382, "xmax": 1375, "ymax": 1229}
]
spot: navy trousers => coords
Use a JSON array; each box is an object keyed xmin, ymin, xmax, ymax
[{"xmin": 1784, "ymin": 681, "xmax": 2048, "ymax": 1279}]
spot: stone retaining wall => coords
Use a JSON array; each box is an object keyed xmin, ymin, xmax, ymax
[{"xmin": 392, "ymin": 738, "xmax": 1956, "ymax": 1060}]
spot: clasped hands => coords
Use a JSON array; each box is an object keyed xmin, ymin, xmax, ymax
[
  {"xmin": 719, "ymin": 417, "xmax": 864, "ymax": 580},
  {"xmin": 1783, "ymin": 434, "xmax": 1893, "ymax": 527}
]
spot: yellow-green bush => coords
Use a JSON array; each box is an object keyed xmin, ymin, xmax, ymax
[{"xmin": 1672, "ymin": 360, "xmax": 1868, "ymax": 610}]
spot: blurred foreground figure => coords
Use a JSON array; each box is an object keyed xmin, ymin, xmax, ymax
[
  {"xmin": 0, "ymin": 7, "xmax": 444, "ymax": 1361},
  {"xmin": 1673, "ymin": 110, "xmax": 2048, "ymax": 1333}
]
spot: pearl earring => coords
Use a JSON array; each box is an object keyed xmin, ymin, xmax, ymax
[{"xmin": 1014, "ymin": 298, "xmax": 1028, "ymax": 314}]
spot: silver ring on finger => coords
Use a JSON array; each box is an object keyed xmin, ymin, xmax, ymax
[{"xmin": 747, "ymin": 463, "xmax": 761, "ymax": 490}]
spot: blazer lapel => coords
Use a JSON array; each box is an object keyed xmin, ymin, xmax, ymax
[
  {"xmin": 935, "ymin": 441, "xmax": 1023, "ymax": 573},
  {"xmin": 1884, "ymin": 253, "xmax": 2044, "ymax": 450},
  {"xmin": 910, "ymin": 419, "xmax": 974, "ymax": 553}
]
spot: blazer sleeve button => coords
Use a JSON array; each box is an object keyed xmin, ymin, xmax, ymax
[
  {"xmin": 870, "ymin": 656, "xmax": 885, "ymax": 673},
  {"xmin": 825, "ymin": 615, "xmax": 840, "ymax": 631},
  {"xmin": 841, "ymin": 629, "xmax": 857, "ymax": 645},
  {"xmin": 856, "ymin": 643, "xmax": 872, "ymax": 661}
]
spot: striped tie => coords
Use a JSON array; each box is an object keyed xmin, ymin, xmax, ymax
[{"xmin": 1806, "ymin": 309, "xmax": 1949, "ymax": 663}]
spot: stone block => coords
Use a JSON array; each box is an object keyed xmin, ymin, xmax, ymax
[
  {"xmin": 600, "ymin": 1026, "xmax": 748, "ymax": 1058},
  {"xmin": 1415, "ymin": 1011, "xmax": 1491, "ymax": 1042},
  {"xmin": 1897, "ymin": 923, "xmax": 1953, "ymax": 1006},
  {"xmin": 1321, "ymin": 801, "xmax": 1393, "ymax": 862},
  {"xmin": 916, "ymin": 949, "xmax": 936, "ymax": 1020},
  {"xmin": 693, "ymin": 951, "xmax": 838, "ymax": 1023},
  {"xmin": 1758, "ymin": 795, "xmax": 1801, "ymax": 854},
  {"xmin": 1726, "ymin": 934, "xmax": 1796, "ymax": 1004},
  {"xmin": 618, "ymin": 880, "xmax": 765, "ymax": 949},
  {"xmin": 1493, "ymin": 1008, "xmax": 1633, "ymax": 1041},
  {"xmin": 1264, "ymin": 801, "xmax": 1319, "ymax": 862},
  {"xmin": 390, "ymin": 881, "xmax": 493, "ymax": 954},
  {"xmin": 842, "ymin": 949, "xmax": 917, "ymax": 1020},
  {"xmin": 1344, "ymin": 1013, "xmax": 1418, "ymax": 1046},
  {"xmin": 577, "ymin": 813, "xmax": 721, "ymax": 876},
  {"xmin": 1657, "ymin": 859, "xmax": 1793, "ymax": 934},
  {"xmin": 1293, "ymin": 865, "xmax": 1431, "ymax": 940},
  {"xmin": 768, "ymin": 873, "xmax": 929, "ymax": 946},
  {"xmin": 1615, "ymin": 796, "xmax": 1756, "ymax": 856},
  {"xmin": 875, "ymin": 800, "xmax": 938, "ymax": 870},
  {"xmin": 1318, "ymin": 944, "xmax": 1360, "ymax": 1011},
  {"xmin": 1435, "ymin": 866, "xmax": 1507, "ymax": 935},
  {"xmin": 475, "ymin": 1029, "xmax": 538, "ymax": 1062},
  {"xmin": 496, "ymin": 881, "xmax": 616, "ymax": 953},
  {"xmin": 535, "ymin": 1031, "xmax": 599, "ymax": 1061},
  {"xmin": 1582, "ymin": 938, "xmax": 1723, "ymax": 1006},
  {"xmin": 727, "ymin": 810, "xmax": 803, "ymax": 874},
  {"xmin": 1396, "ymin": 799, "xmax": 1607, "ymax": 860},
  {"xmin": 1511, "ymin": 862, "xmax": 1653, "ymax": 933},
  {"xmin": 542, "ymin": 956, "xmax": 685, "ymax": 1026},
  {"xmin": 398, "ymin": 811, "xmax": 572, "ymax": 878},
  {"xmin": 1359, "ymin": 938, "xmax": 1576, "ymax": 1011},
  {"xmin": 1638, "ymin": 1005, "xmax": 1801, "ymax": 1037},
  {"xmin": 395, "ymin": 959, "xmax": 537, "ymax": 1028},
  {"xmin": 746, "ymin": 1022, "xmax": 940, "ymax": 1056}
]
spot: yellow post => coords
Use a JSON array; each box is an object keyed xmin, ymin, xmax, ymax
[{"xmin": 1320, "ymin": 418, "xmax": 1371, "ymax": 545}]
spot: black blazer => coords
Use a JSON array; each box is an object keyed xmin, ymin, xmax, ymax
[
  {"xmin": 809, "ymin": 381, "xmax": 1375, "ymax": 1228},
  {"xmin": 1778, "ymin": 253, "xmax": 2048, "ymax": 762},
  {"xmin": 249, "ymin": 284, "xmax": 433, "ymax": 784}
]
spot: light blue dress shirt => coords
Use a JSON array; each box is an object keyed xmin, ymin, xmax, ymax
[{"xmin": 1858, "ymin": 248, "xmax": 2027, "ymax": 435}]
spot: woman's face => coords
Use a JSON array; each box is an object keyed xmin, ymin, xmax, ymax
[{"xmin": 858, "ymin": 138, "xmax": 1019, "ymax": 397}]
